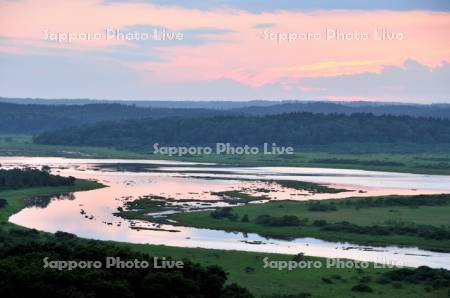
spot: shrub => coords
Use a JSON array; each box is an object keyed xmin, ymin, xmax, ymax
[
  {"xmin": 351, "ymin": 284, "xmax": 373, "ymax": 292},
  {"xmin": 292, "ymin": 253, "xmax": 305, "ymax": 262},
  {"xmin": 210, "ymin": 207, "xmax": 237, "ymax": 220},
  {"xmin": 312, "ymin": 220, "xmax": 327, "ymax": 227},
  {"xmin": 255, "ymin": 215, "xmax": 300, "ymax": 227}
]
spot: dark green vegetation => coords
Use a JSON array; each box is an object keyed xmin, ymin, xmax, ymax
[
  {"xmin": 172, "ymin": 194, "xmax": 450, "ymax": 251},
  {"xmin": 35, "ymin": 113, "xmax": 450, "ymax": 149},
  {"xmin": 254, "ymin": 214, "xmax": 303, "ymax": 227},
  {"xmin": 2, "ymin": 98, "xmax": 450, "ymax": 118},
  {"xmin": 212, "ymin": 190, "xmax": 269, "ymax": 204},
  {"xmin": 319, "ymin": 221, "xmax": 450, "ymax": 242},
  {"xmin": 0, "ymin": 102, "xmax": 231, "ymax": 134},
  {"xmin": 3, "ymin": 100, "xmax": 450, "ymax": 177},
  {"xmin": 0, "ymin": 167, "xmax": 75, "ymax": 190},
  {"xmin": 210, "ymin": 207, "xmax": 239, "ymax": 220},
  {"xmin": 233, "ymin": 101, "xmax": 450, "ymax": 119},
  {"xmin": 115, "ymin": 179, "xmax": 347, "ymax": 223},
  {"xmin": 273, "ymin": 180, "xmax": 348, "ymax": 193},
  {"xmin": 378, "ymin": 266, "xmax": 450, "ymax": 290},
  {"xmin": 342, "ymin": 195, "xmax": 450, "ymax": 208},
  {"xmin": 2, "ymin": 226, "xmax": 449, "ymax": 298},
  {"xmin": 113, "ymin": 196, "xmax": 171, "ymax": 222},
  {"xmin": 119, "ymin": 195, "xmax": 168, "ymax": 212},
  {"xmin": 0, "ymin": 237, "xmax": 251, "ymax": 298}
]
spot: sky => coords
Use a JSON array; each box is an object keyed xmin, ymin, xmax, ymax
[{"xmin": 0, "ymin": 0, "xmax": 449, "ymax": 103}]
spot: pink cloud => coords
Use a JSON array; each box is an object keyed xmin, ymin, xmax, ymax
[{"xmin": 0, "ymin": 0, "xmax": 449, "ymax": 89}]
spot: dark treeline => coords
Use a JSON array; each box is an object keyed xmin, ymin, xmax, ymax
[
  {"xmin": 2, "ymin": 97, "xmax": 450, "ymax": 118},
  {"xmin": 0, "ymin": 231, "xmax": 252, "ymax": 298},
  {"xmin": 0, "ymin": 168, "xmax": 75, "ymax": 190},
  {"xmin": 232, "ymin": 102, "xmax": 450, "ymax": 119},
  {"xmin": 3, "ymin": 101, "xmax": 450, "ymax": 134},
  {"xmin": 254, "ymin": 214, "xmax": 302, "ymax": 227},
  {"xmin": 340, "ymin": 194, "xmax": 450, "ymax": 208},
  {"xmin": 320, "ymin": 221, "xmax": 450, "ymax": 240},
  {"xmin": 378, "ymin": 266, "xmax": 450, "ymax": 289},
  {"xmin": 0, "ymin": 102, "xmax": 232, "ymax": 134},
  {"xmin": 35, "ymin": 113, "xmax": 450, "ymax": 150}
]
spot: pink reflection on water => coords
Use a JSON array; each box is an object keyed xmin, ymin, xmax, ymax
[{"xmin": 3, "ymin": 157, "xmax": 450, "ymax": 269}]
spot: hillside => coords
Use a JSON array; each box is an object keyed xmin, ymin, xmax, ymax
[{"xmin": 34, "ymin": 113, "xmax": 450, "ymax": 150}]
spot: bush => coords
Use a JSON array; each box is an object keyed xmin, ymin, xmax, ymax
[
  {"xmin": 351, "ymin": 284, "xmax": 373, "ymax": 292},
  {"xmin": 380, "ymin": 266, "xmax": 450, "ymax": 290},
  {"xmin": 0, "ymin": 198, "xmax": 7, "ymax": 208},
  {"xmin": 255, "ymin": 215, "xmax": 300, "ymax": 227},
  {"xmin": 54, "ymin": 231, "xmax": 77, "ymax": 239},
  {"xmin": 210, "ymin": 207, "xmax": 238, "ymax": 221},
  {"xmin": 219, "ymin": 283, "xmax": 253, "ymax": 298},
  {"xmin": 292, "ymin": 253, "xmax": 305, "ymax": 262},
  {"xmin": 312, "ymin": 220, "xmax": 328, "ymax": 227}
]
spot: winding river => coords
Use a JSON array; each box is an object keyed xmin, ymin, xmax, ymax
[{"xmin": 3, "ymin": 157, "xmax": 450, "ymax": 269}]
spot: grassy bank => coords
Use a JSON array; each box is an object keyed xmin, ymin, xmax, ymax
[
  {"xmin": 170, "ymin": 195, "xmax": 450, "ymax": 252},
  {"xmin": 119, "ymin": 243, "xmax": 449, "ymax": 298},
  {"xmin": 0, "ymin": 135, "xmax": 147, "ymax": 159},
  {"xmin": 1, "ymin": 135, "xmax": 450, "ymax": 175}
]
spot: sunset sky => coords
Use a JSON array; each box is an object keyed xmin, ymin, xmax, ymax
[{"xmin": 0, "ymin": 0, "xmax": 449, "ymax": 102}]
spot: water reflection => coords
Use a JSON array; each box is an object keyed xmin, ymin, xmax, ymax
[
  {"xmin": 2, "ymin": 156, "xmax": 450, "ymax": 269},
  {"xmin": 25, "ymin": 193, "xmax": 75, "ymax": 208}
]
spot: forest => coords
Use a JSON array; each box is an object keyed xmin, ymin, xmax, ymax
[
  {"xmin": 34, "ymin": 112, "xmax": 450, "ymax": 151},
  {"xmin": 0, "ymin": 102, "xmax": 230, "ymax": 134},
  {"xmin": 0, "ymin": 168, "xmax": 75, "ymax": 190},
  {"xmin": 2, "ymin": 101, "xmax": 450, "ymax": 134},
  {"xmin": 0, "ymin": 231, "xmax": 252, "ymax": 298}
]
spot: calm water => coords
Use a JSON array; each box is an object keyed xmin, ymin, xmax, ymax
[{"xmin": 3, "ymin": 157, "xmax": 450, "ymax": 269}]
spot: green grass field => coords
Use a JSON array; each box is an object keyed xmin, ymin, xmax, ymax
[
  {"xmin": 170, "ymin": 196, "xmax": 450, "ymax": 252},
  {"xmin": 118, "ymin": 243, "xmax": 448, "ymax": 298},
  {"xmin": 0, "ymin": 135, "xmax": 148, "ymax": 159},
  {"xmin": 1, "ymin": 135, "xmax": 450, "ymax": 175}
]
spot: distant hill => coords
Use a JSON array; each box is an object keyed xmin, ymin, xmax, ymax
[
  {"xmin": 35, "ymin": 113, "xmax": 450, "ymax": 150},
  {"xmin": 0, "ymin": 102, "xmax": 231, "ymax": 134},
  {"xmin": 0, "ymin": 97, "xmax": 280, "ymax": 109},
  {"xmin": 1, "ymin": 97, "xmax": 449, "ymax": 117},
  {"xmin": 2, "ymin": 99, "xmax": 450, "ymax": 135},
  {"xmin": 232, "ymin": 102, "xmax": 450, "ymax": 118}
]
